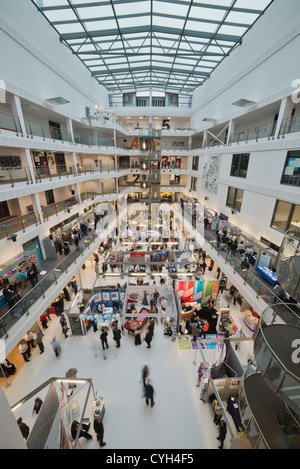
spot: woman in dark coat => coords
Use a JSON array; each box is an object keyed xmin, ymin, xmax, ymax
[{"xmin": 134, "ymin": 327, "xmax": 142, "ymax": 346}]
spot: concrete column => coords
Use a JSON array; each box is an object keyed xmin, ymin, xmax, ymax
[
  {"xmin": 66, "ymin": 118, "xmax": 74, "ymax": 142},
  {"xmin": 274, "ymin": 96, "xmax": 294, "ymax": 139},
  {"xmin": 31, "ymin": 193, "xmax": 43, "ymax": 224},
  {"xmin": 11, "ymin": 95, "xmax": 36, "ymax": 181},
  {"xmin": 202, "ymin": 131, "xmax": 208, "ymax": 149},
  {"xmin": 226, "ymin": 119, "xmax": 235, "ymax": 144}
]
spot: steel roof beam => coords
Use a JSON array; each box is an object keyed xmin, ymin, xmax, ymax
[{"xmin": 60, "ymin": 25, "xmax": 240, "ymax": 42}]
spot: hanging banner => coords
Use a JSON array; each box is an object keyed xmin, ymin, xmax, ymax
[{"xmin": 193, "ymin": 281, "xmax": 203, "ymax": 303}]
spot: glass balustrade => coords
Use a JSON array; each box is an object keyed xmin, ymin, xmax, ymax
[
  {"xmin": 0, "ymin": 166, "xmax": 32, "ymax": 185},
  {"xmin": 0, "ymin": 111, "xmax": 22, "ymax": 134},
  {"xmin": 0, "ymin": 215, "xmax": 115, "ymax": 338},
  {"xmin": 0, "ymin": 212, "xmax": 40, "ymax": 240},
  {"xmin": 279, "ymin": 114, "xmax": 300, "ymax": 137},
  {"xmin": 228, "ymin": 121, "xmax": 277, "ymax": 145}
]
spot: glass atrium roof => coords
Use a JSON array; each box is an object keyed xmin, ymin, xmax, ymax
[{"xmin": 32, "ymin": 0, "xmax": 274, "ymax": 94}]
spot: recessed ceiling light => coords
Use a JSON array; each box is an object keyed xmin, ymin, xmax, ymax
[
  {"xmin": 232, "ymin": 99, "xmax": 256, "ymax": 108},
  {"xmin": 45, "ymin": 97, "xmax": 70, "ymax": 105},
  {"xmin": 203, "ymin": 118, "xmax": 216, "ymax": 123}
]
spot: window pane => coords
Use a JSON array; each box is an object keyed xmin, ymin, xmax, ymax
[
  {"xmin": 281, "ymin": 151, "xmax": 300, "ymax": 186},
  {"xmin": 271, "ymin": 200, "xmax": 292, "ymax": 232},
  {"xmin": 239, "ymin": 154, "xmax": 249, "ymax": 177},
  {"xmin": 230, "ymin": 154, "xmax": 240, "ymax": 176},
  {"xmin": 235, "ymin": 189, "xmax": 244, "ymax": 212},
  {"xmin": 290, "ymin": 204, "xmax": 300, "ymax": 230},
  {"xmin": 226, "ymin": 187, "xmax": 235, "ymax": 208}
]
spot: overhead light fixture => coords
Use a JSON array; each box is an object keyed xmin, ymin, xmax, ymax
[
  {"xmin": 45, "ymin": 97, "xmax": 70, "ymax": 105},
  {"xmin": 231, "ymin": 99, "xmax": 256, "ymax": 108},
  {"xmin": 203, "ymin": 118, "xmax": 216, "ymax": 123}
]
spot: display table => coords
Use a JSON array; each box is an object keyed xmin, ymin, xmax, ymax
[
  {"xmin": 243, "ymin": 310, "xmax": 259, "ymax": 335},
  {"xmin": 255, "ymin": 266, "xmax": 277, "ymax": 285},
  {"xmin": 124, "ymin": 307, "xmax": 150, "ymax": 334}
]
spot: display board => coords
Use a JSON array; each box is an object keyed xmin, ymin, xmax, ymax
[
  {"xmin": 176, "ymin": 280, "xmax": 219, "ymax": 307},
  {"xmin": 89, "ymin": 289, "xmax": 123, "ymax": 310}
]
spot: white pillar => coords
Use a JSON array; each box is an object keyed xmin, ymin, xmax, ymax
[
  {"xmin": 202, "ymin": 131, "xmax": 208, "ymax": 149},
  {"xmin": 226, "ymin": 119, "xmax": 235, "ymax": 145},
  {"xmin": 31, "ymin": 193, "xmax": 43, "ymax": 223},
  {"xmin": 66, "ymin": 118, "xmax": 74, "ymax": 142},
  {"xmin": 274, "ymin": 96, "xmax": 294, "ymax": 139},
  {"xmin": 11, "ymin": 95, "xmax": 36, "ymax": 181}
]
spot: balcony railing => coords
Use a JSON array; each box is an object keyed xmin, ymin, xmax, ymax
[
  {"xmin": 279, "ymin": 114, "xmax": 300, "ymax": 137},
  {"xmin": 228, "ymin": 121, "xmax": 277, "ymax": 145},
  {"xmin": 0, "ymin": 211, "xmax": 40, "ymax": 240},
  {"xmin": 0, "ymin": 214, "xmax": 115, "ymax": 339},
  {"xmin": 0, "ymin": 166, "xmax": 33, "ymax": 185},
  {"xmin": 0, "ymin": 111, "xmax": 22, "ymax": 134},
  {"xmin": 179, "ymin": 208, "xmax": 296, "ymax": 315},
  {"xmin": 42, "ymin": 197, "xmax": 78, "ymax": 221}
]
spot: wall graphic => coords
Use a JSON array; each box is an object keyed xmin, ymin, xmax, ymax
[{"xmin": 202, "ymin": 155, "xmax": 221, "ymax": 194}]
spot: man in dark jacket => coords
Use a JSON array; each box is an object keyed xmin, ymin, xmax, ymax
[
  {"xmin": 145, "ymin": 328, "xmax": 152, "ymax": 348},
  {"xmin": 144, "ymin": 379, "xmax": 155, "ymax": 407},
  {"xmin": 93, "ymin": 413, "xmax": 106, "ymax": 447},
  {"xmin": 17, "ymin": 417, "xmax": 30, "ymax": 439},
  {"xmin": 113, "ymin": 326, "xmax": 121, "ymax": 348}
]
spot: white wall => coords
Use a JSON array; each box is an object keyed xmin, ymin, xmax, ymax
[{"xmin": 0, "ymin": 0, "xmax": 109, "ymax": 121}]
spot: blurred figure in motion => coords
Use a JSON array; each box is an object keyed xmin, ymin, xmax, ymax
[
  {"xmin": 142, "ymin": 365, "xmax": 149, "ymax": 389},
  {"xmin": 51, "ymin": 336, "xmax": 61, "ymax": 358}
]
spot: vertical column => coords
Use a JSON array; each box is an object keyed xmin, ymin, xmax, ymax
[
  {"xmin": 31, "ymin": 193, "xmax": 43, "ymax": 225},
  {"xmin": 226, "ymin": 119, "xmax": 235, "ymax": 145},
  {"xmin": 114, "ymin": 129, "xmax": 119, "ymax": 195},
  {"xmin": 274, "ymin": 96, "xmax": 294, "ymax": 139},
  {"xmin": 149, "ymin": 89, "xmax": 152, "ymax": 129},
  {"xmin": 66, "ymin": 118, "xmax": 74, "ymax": 142},
  {"xmin": 188, "ymin": 136, "xmax": 192, "ymax": 150},
  {"xmin": 202, "ymin": 130, "xmax": 208, "ymax": 149},
  {"xmin": 11, "ymin": 95, "xmax": 36, "ymax": 181}
]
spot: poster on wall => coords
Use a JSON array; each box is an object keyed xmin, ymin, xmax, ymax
[
  {"xmin": 201, "ymin": 280, "xmax": 219, "ymax": 307},
  {"xmin": 257, "ymin": 251, "xmax": 271, "ymax": 268},
  {"xmin": 202, "ymin": 155, "xmax": 221, "ymax": 194}
]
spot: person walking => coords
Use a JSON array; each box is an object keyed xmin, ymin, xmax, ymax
[
  {"xmin": 144, "ymin": 378, "xmax": 155, "ymax": 407},
  {"xmin": 32, "ymin": 397, "xmax": 43, "ymax": 417},
  {"xmin": 144, "ymin": 328, "xmax": 152, "ymax": 348},
  {"xmin": 63, "ymin": 286, "xmax": 71, "ymax": 302},
  {"xmin": 196, "ymin": 362, "xmax": 205, "ymax": 387},
  {"xmin": 17, "ymin": 418, "xmax": 30, "ymax": 440},
  {"xmin": 36, "ymin": 330, "xmax": 45, "ymax": 354},
  {"xmin": 142, "ymin": 365, "xmax": 149, "ymax": 389},
  {"xmin": 93, "ymin": 413, "xmax": 106, "ymax": 447},
  {"xmin": 100, "ymin": 328, "xmax": 109, "ymax": 350},
  {"xmin": 112, "ymin": 325, "xmax": 121, "ymax": 348},
  {"xmin": 148, "ymin": 317, "xmax": 155, "ymax": 336},
  {"xmin": 217, "ymin": 420, "xmax": 227, "ymax": 449},
  {"xmin": 50, "ymin": 337, "xmax": 61, "ymax": 358},
  {"xmin": 19, "ymin": 340, "xmax": 30, "ymax": 362},
  {"xmin": 24, "ymin": 331, "xmax": 36, "ymax": 353}
]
